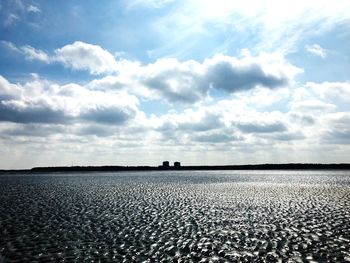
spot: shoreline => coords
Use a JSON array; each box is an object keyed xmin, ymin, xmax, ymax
[{"xmin": 1, "ymin": 163, "xmax": 350, "ymax": 174}]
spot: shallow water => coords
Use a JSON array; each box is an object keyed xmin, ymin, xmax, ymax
[{"xmin": 0, "ymin": 170, "xmax": 350, "ymax": 262}]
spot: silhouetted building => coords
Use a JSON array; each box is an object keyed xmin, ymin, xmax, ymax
[
  {"xmin": 162, "ymin": 161, "xmax": 169, "ymax": 168},
  {"xmin": 174, "ymin": 161, "xmax": 181, "ymax": 168}
]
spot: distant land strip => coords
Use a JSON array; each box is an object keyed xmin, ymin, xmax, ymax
[{"xmin": 1, "ymin": 163, "xmax": 350, "ymax": 173}]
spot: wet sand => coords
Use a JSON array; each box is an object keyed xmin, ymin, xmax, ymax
[{"xmin": 0, "ymin": 170, "xmax": 349, "ymax": 262}]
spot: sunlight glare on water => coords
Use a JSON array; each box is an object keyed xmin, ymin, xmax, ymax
[{"xmin": 0, "ymin": 170, "xmax": 349, "ymax": 262}]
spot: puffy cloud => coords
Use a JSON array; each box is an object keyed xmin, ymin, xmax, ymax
[
  {"xmin": 0, "ymin": 75, "xmax": 139, "ymax": 125},
  {"xmin": 80, "ymin": 106, "xmax": 137, "ymax": 125},
  {"xmin": 2, "ymin": 41, "xmax": 300, "ymax": 103},
  {"xmin": 145, "ymin": 99, "xmax": 296, "ymax": 147},
  {"xmin": 91, "ymin": 51, "xmax": 301, "ymax": 103},
  {"xmin": 321, "ymin": 113, "xmax": 350, "ymax": 144},
  {"xmin": 204, "ymin": 53, "xmax": 299, "ymax": 93},
  {"xmin": 1, "ymin": 74, "xmax": 350, "ymax": 167},
  {"xmin": 282, "ymin": 82, "xmax": 350, "ymax": 147},
  {"xmin": 138, "ymin": 58, "xmax": 207, "ymax": 103},
  {"xmin": 306, "ymin": 44, "xmax": 327, "ymax": 58},
  {"xmin": 55, "ymin": 41, "xmax": 119, "ymax": 75},
  {"xmin": 290, "ymin": 82, "xmax": 350, "ymax": 115},
  {"xmin": 2, "ymin": 41, "xmax": 122, "ymax": 74},
  {"xmin": 0, "ymin": 75, "xmax": 21, "ymax": 100},
  {"xmin": 305, "ymin": 82, "xmax": 350, "ymax": 103},
  {"xmin": 5, "ymin": 75, "xmax": 347, "ymax": 150},
  {"xmin": 4, "ymin": 40, "xmax": 301, "ymax": 103},
  {"xmin": 0, "ymin": 101, "xmax": 69, "ymax": 124}
]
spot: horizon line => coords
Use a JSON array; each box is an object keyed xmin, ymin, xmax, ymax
[{"xmin": 1, "ymin": 163, "xmax": 350, "ymax": 173}]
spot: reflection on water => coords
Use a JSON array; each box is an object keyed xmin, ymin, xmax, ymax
[{"xmin": 0, "ymin": 170, "xmax": 350, "ymax": 262}]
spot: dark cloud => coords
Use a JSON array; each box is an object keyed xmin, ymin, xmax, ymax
[
  {"xmin": 193, "ymin": 133, "xmax": 239, "ymax": 143},
  {"xmin": 0, "ymin": 102, "xmax": 69, "ymax": 124},
  {"xmin": 142, "ymin": 71, "xmax": 206, "ymax": 104},
  {"xmin": 133, "ymin": 54, "xmax": 296, "ymax": 104},
  {"xmin": 271, "ymin": 132, "xmax": 305, "ymax": 141},
  {"xmin": 2, "ymin": 124, "xmax": 65, "ymax": 137},
  {"xmin": 323, "ymin": 130, "xmax": 350, "ymax": 144},
  {"xmin": 0, "ymin": 102, "xmax": 136, "ymax": 125},
  {"xmin": 206, "ymin": 61, "xmax": 288, "ymax": 93},
  {"xmin": 289, "ymin": 113, "xmax": 315, "ymax": 125},
  {"xmin": 321, "ymin": 114, "xmax": 350, "ymax": 144},
  {"xmin": 80, "ymin": 106, "xmax": 136, "ymax": 125},
  {"xmin": 237, "ymin": 122, "xmax": 287, "ymax": 133},
  {"xmin": 0, "ymin": 94, "xmax": 15, "ymax": 101},
  {"xmin": 0, "ymin": 75, "xmax": 139, "ymax": 126}
]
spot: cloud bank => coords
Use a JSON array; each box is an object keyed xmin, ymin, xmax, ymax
[
  {"xmin": 90, "ymin": 50, "xmax": 301, "ymax": 103},
  {"xmin": 0, "ymin": 39, "xmax": 349, "ymax": 168},
  {"xmin": 0, "ymin": 75, "xmax": 139, "ymax": 125},
  {"xmin": 1, "ymin": 74, "xmax": 350, "ymax": 168},
  {"xmin": 3, "ymin": 41, "xmax": 301, "ymax": 103}
]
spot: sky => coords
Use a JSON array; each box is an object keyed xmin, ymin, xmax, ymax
[{"xmin": 0, "ymin": 0, "xmax": 350, "ymax": 169}]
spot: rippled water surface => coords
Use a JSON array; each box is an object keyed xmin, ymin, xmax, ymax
[{"xmin": 0, "ymin": 170, "xmax": 350, "ymax": 262}]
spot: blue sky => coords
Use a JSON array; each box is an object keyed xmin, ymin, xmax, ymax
[{"xmin": 0, "ymin": 0, "xmax": 350, "ymax": 168}]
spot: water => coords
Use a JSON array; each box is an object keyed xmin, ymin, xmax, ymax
[{"xmin": 0, "ymin": 170, "xmax": 349, "ymax": 262}]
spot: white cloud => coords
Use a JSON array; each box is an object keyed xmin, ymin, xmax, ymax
[
  {"xmin": 0, "ymin": 75, "xmax": 22, "ymax": 100},
  {"xmin": 54, "ymin": 41, "xmax": 119, "ymax": 75},
  {"xmin": 203, "ymin": 52, "xmax": 301, "ymax": 92},
  {"xmin": 27, "ymin": 5, "xmax": 40, "ymax": 13},
  {"xmin": 20, "ymin": 45, "xmax": 50, "ymax": 62},
  {"xmin": 0, "ymin": 75, "xmax": 139, "ymax": 125},
  {"xmin": 291, "ymin": 99, "xmax": 336, "ymax": 112},
  {"xmin": 292, "ymin": 82, "xmax": 350, "ymax": 107},
  {"xmin": 2, "ymin": 41, "xmax": 122, "ymax": 73},
  {"xmin": 90, "ymin": 51, "xmax": 301, "ymax": 103},
  {"xmin": 1, "ymin": 41, "xmax": 50, "ymax": 63},
  {"xmin": 318, "ymin": 112, "xmax": 350, "ymax": 145},
  {"xmin": 1, "ymin": 72, "xmax": 350, "ymax": 167},
  {"xmin": 306, "ymin": 44, "xmax": 327, "ymax": 58},
  {"xmin": 2, "ymin": 42, "xmax": 301, "ymax": 96}
]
